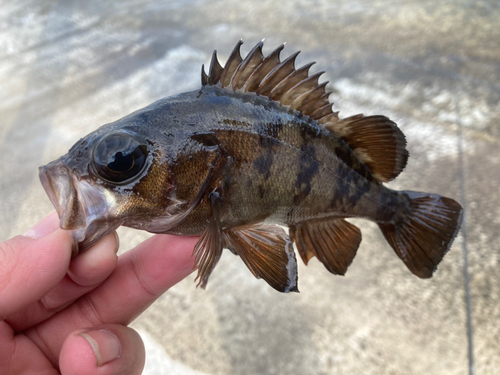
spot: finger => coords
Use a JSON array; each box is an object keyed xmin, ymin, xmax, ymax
[
  {"xmin": 0, "ymin": 221, "xmax": 73, "ymax": 320},
  {"xmin": 26, "ymin": 234, "xmax": 198, "ymax": 364},
  {"xmin": 0, "ymin": 321, "xmax": 59, "ymax": 374},
  {"xmin": 59, "ymin": 324, "xmax": 145, "ymax": 375},
  {"xmin": 23, "ymin": 211, "xmax": 60, "ymax": 239},
  {"xmin": 6, "ymin": 232, "xmax": 119, "ymax": 332},
  {"xmin": 84, "ymin": 234, "xmax": 199, "ymax": 323},
  {"xmin": 68, "ymin": 231, "xmax": 119, "ymax": 287}
]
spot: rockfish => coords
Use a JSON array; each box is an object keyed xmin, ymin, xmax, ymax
[{"xmin": 39, "ymin": 40, "xmax": 463, "ymax": 292}]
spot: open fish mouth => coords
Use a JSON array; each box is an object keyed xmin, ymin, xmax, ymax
[{"xmin": 39, "ymin": 158, "xmax": 118, "ymax": 254}]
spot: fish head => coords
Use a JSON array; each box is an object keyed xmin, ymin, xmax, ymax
[{"xmin": 39, "ymin": 117, "xmax": 204, "ymax": 253}]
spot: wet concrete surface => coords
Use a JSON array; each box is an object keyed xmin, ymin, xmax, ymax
[{"xmin": 1, "ymin": 1, "xmax": 499, "ymax": 374}]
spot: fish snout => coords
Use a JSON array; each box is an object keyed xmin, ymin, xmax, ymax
[{"xmin": 39, "ymin": 159, "xmax": 86, "ymax": 230}]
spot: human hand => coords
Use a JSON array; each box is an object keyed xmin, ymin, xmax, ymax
[{"xmin": 0, "ymin": 211, "xmax": 198, "ymax": 375}]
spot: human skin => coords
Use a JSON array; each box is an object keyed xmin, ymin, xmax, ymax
[{"xmin": 0, "ymin": 211, "xmax": 198, "ymax": 375}]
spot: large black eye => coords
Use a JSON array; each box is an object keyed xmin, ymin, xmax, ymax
[{"xmin": 92, "ymin": 133, "xmax": 149, "ymax": 183}]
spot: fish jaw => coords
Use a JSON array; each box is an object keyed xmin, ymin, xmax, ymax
[{"xmin": 39, "ymin": 158, "xmax": 120, "ymax": 254}]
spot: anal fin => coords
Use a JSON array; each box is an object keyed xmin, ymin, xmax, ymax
[
  {"xmin": 224, "ymin": 225, "xmax": 299, "ymax": 293},
  {"xmin": 290, "ymin": 218, "xmax": 361, "ymax": 275}
]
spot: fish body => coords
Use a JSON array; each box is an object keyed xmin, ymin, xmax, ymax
[{"xmin": 40, "ymin": 41, "xmax": 463, "ymax": 292}]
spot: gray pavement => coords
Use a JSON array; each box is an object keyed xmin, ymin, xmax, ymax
[{"xmin": 1, "ymin": 1, "xmax": 499, "ymax": 374}]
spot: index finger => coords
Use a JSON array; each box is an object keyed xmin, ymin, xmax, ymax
[
  {"xmin": 25, "ymin": 233, "xmax": 198, "ymax": 365},
  {"xmin": 86, "ymin": 233, "xmax": 199, "ymax": 323}
]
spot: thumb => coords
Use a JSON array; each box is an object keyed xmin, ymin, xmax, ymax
[
  {"xmin": 0, "ymin": 212, "xmax": 74, "ymax": 320},
  {"xmin": 59, "ymin": 324, "xmax": 146, "ymax": 375}
]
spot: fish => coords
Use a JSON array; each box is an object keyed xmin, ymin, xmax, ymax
[{"xmin": 39, "ymin": 40, "xmax": 463, "ymax": 293}]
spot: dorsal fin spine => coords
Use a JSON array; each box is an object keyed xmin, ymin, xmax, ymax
[
  {"xmin": 318, "ymin": 111, "xmax": 339, "ymax": 126},
  {"xmin": 220, "ymin": 40, "xmax": 243, "ymax": 88},
  {"xmin": 208, "ymin": 51, "xmax": 223, "ymax": 85},
  {"xmin": 243, "ymin": 44, "xmax": 285, "ymax": 93},
  {"xmin": 296, "ymin": 87, "xmax": 330, "ymax": 115},
  {"xmin": 308, "ymin": 91, "xmax": 332, "ymax": 113},
  {"xmin": 291, "ymin": 81, "xmax": 329, "ymax": 110},
  {"xmin": 269, "ymin": 62, "xmax": 315, "ymax": 100},
  {"xmin": 231, "ymin": 41, "xmax": 264, "ymax": 90},
  {"xmin": 311, "ymin": 103, "xmax": 333, "ymax": 120},
  {"xmin": 280, "ymin": 71, "xmax": 325, "ymax": 106},
  {"xmin": 256, "ymin": 51, "xmax": 300, "ymax": 96},
  {"xmin": 201, "ymin": 64, "xmax": 208, "ymax": 86}
]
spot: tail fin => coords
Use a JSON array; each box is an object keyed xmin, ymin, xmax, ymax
[{"xmin": 378, "ymin": 191, "xmax": 463, "ymax": 278}]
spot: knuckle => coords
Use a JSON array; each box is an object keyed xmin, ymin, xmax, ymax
[
  {"xmin": 37, "ymin": 294, "xmax": 62, "ymax": 315},
  {"xmin": 130, "ymin": 253, "xmax": 158, "ymax": 298},
  {"xmin": 78, "ymin": 293, "xmax": 106, "ymax": 327}
]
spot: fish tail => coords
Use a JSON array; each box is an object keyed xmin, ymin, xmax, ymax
[{"xmin": 378, "ymin": 191, "xmax": 463, "ymax": 278}]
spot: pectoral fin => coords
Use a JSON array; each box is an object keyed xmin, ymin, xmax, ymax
[
  {"xmin": 224, "ymin": 225, "xmax": 299, "ymax": 293},
  {"xmin": 290, "ymin": 218, "xmax": 361, "ymax": 275},
  {"xmin": 192, "ymin": 192, "xmax": 223, "ymax": 289}
]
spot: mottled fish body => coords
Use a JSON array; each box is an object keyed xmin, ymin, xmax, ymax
[{"xmin": 40, "ymin": 40, "xmax": 463, "ymax": 292}]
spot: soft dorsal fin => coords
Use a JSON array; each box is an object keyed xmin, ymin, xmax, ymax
[
  {"xmin": 202, "ymin": 40, "xmax": 409, "ymax": 182},
  {"xmin": 326, "ymin": 115, "xmax": 409, "ymax": 182}
]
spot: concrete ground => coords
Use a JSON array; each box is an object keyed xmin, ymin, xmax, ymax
[{"xmin": 1, "ymin": 1, "xmax": 499, "ymax": 374}]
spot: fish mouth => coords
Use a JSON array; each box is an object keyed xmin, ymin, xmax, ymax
[
  {"xmin": 39, "ymin": 159, "xmax": 119, "ymax": 254},
  {"xmin": 39, "ymin": 159, "xmax": 86, "ymax": 230}
]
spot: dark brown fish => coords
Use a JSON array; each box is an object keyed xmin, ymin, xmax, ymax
[{"xmin": 39, "ymin": 40, "xmax": 463, "ymax": 293}]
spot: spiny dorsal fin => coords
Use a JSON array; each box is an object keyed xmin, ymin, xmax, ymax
[
  {"xmin": 202, "ymin": 40, "xmax": 409, "ymax": 182},
  {"xmin": 202, "ymin": 40, "xmax": 329, "ymax": 119}
]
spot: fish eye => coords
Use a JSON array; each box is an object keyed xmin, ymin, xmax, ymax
[{"xmin": 92, "ymin": 133, "xmax": 149, "ymax": 184}]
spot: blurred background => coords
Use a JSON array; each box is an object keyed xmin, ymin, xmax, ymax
[{"xmin": 1, "ymin": 1, "xmax": 499, "ymax": 374}]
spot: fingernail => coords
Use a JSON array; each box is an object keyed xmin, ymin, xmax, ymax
[
  {"xmin": 71, "ymin": 236, "xmax": 80, "ymax": 257},
  {"xmin": 79, "ymin": 329, "xmax": 121, "ymax": 367},
  {"xmin": 24, "ymin": 211, "xmax": 60, "ymax": 239},
  {"xmin": 113, "ymin": 231, "xmax": 120, "ymax": 253}
]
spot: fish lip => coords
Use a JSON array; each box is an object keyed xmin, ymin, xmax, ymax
[
  {"xmin": 39, "ymin": 163, "xmax": 63, "ymax": 218},
  {"xmin": 39, "ymin": 159, "xmax": 86, "ymax": 230},
  {"xmin": 39, "ymin": 159, "xmax": 117, "ymax": 253}
]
